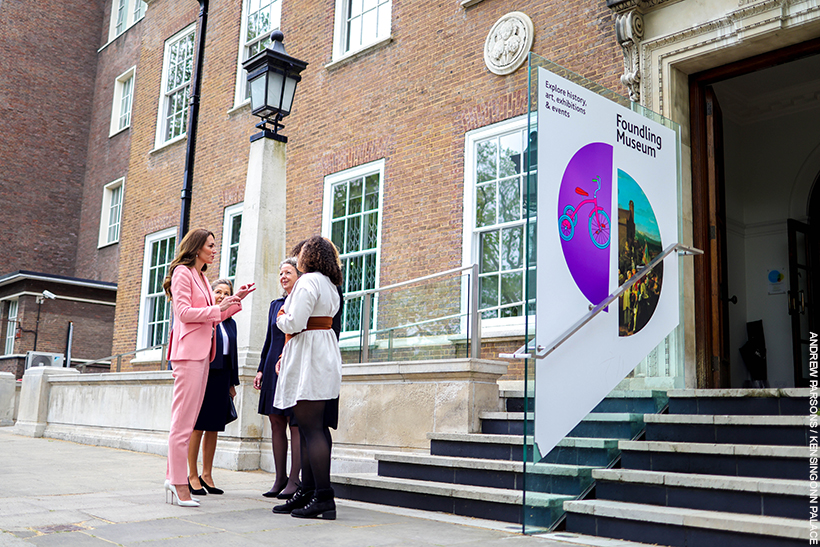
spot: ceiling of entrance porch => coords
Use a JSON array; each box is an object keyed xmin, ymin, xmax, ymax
[{"xmin": 712, "ymin": 53, "xmax": 820, "ymax": 126}]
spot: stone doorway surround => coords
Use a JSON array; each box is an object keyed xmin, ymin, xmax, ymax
[{"xmin": 608, "ymin": 0, "xmax": 820, "ymax": 388}]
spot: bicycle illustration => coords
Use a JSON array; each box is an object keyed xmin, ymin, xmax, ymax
[{"xmin": 558, "ymin": 177, "xmax": 611, "ymax": 249}]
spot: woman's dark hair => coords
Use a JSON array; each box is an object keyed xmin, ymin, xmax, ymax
[
  {"xmin": 298, "ymin": 236, "xmax": 342, "ymax": 285},
  {"xmin": 162, "ymin": 228, "xmax": 215, "ymax": 300}
]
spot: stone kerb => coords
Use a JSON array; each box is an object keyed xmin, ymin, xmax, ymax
[
  {"xmin": 0, "ymin": 372, "xmax": 16, "ymax": 426},
  {"xmin": 336, "ymin": 358, "xmax": 508, "ymax": 451},
  {"xmin": 14, "ymin": 366, "xmax": 80, "ymax": 437}
]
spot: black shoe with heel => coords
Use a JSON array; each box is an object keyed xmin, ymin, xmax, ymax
[
  {"xmin": 291, "ymin": 488, "xmax": 336, "ymax": 520},
  {"xmin": 272, "ymin": 487, "xmax": 314, "ymax": 514},
  {"xmin": 188, "ymin": 479, "xmax": 207, "ymax": 496},
  {"xmin": 199, "ymin": 476, "xmax": 223, "ymax": 495}
]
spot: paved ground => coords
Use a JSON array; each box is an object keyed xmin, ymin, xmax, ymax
[{"xmin": 0, "ymin": 427, "xmax": 651, "ymax": 547}]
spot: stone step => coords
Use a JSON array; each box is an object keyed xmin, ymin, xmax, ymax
[
  {"xmin": 667, "ymin": 388, "xmax": 809, "ymax": 416},
  {"xmin": 331, "ymin": 472, "xmax": 572, "ymax": 524},
  {"xmin": 591, "ymin": 468, "xmax": 806, "ymax": 519},
  {"xmin": 500, "ymin": 389, "xmax": 667, "ymax": 415},
  {"xmin": 619, "ymin": 440, "xmax": 807, "ymax": 480},
  {"xmin": 428, "ymin": 432, "xmax": 621, "ymax": 466},
  {"xmin": 644, "ymin": 414, "xmax": 810, "ymax": 446},
  {"xmin": 375, "ymin": 452, "xmax": 595, "ymax": 495},
  {"xmin": 479, "ymin": 412, "xmax": 646, "ymax": 439},
  {"xmin": 564, "ymin": 499, "xmax": 808, "ymax": 547}
]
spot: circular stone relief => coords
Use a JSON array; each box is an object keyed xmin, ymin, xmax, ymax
[{"xmin": 484, "ymin": 11, "xmax": 534, "ymax": 76}]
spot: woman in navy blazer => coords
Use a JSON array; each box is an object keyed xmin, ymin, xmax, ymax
[{"xmin": 187, "ymin": 278, "xmax": 240, "ymax": 496}]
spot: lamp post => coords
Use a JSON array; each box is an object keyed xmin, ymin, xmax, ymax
[
  {"xmin": 242, "ymin": 30, "xmax": 308, "ymax": 143},
  {"xmin": 222, "ymin": 30, "xmax": 307, "ymax": 471}
]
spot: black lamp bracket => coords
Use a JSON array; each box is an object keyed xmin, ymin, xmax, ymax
[{"xmin": 250, "ymin": 116, "xmax": 288, "ymax": 143}]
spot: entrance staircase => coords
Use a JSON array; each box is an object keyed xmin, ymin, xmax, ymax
[
  {"xmin": 563, "ymin": 389, "xmax": 810, "ymax": 546},
  {"xmin": 331, "ymin": 388, "xmax": 667, "ymax": 528}
]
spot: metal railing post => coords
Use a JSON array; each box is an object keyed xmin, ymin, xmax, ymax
[
  {"xmin": 470, "ymin": 263, "xmax": 480, "ymax": 359},
  {"xmin": 160, "ymin": 344, "xmax": 167, "ymax": 370},
  {"xmin": 361, "ymin": 293, "xmax": 371, "ymax": 363},
  {"xmin": 117, "ymin": 355, "xmax": 122, "ymax": 373}
]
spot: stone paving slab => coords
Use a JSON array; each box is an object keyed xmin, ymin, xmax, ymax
[{"xmin": 0, "ymin": 427, "xmax": 659, "ymax": 547}]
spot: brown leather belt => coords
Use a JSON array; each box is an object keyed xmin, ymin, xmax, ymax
[{"xmin": 278, "ymin": 309, "xmax": 333, "ymax": 343}]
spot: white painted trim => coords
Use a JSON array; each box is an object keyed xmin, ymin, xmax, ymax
[
  {"xmin": 136, "ymin": 227, "xmax": 177, "ymax": 350},
  {"xmin": 98, "ymin": 178, "xmax": 125, "ymax": 248},
  {"xmin": 0, "ymin": 292, "xmax": 116, "ymax": 307},
  {"xmin": 331, "ymin": 0, "xmax": 392, "ymax": 62},
  {"xmin": 109, "ymin": 66, "xmax": 136, "ymax": 137},
  {"xmin": 0, "ymin": 274, "xmax": 116, "ymax": 292},
  {"xmin": 233, "ymin": 0, "xmax": 282, "ymax": 109},
  {"xmin": 322, "ymin": 159, "xmax": 385, "ymax": 333},
  {"xmin": 154, "ymin": 24, "xmax": 196, "ymax": 149},
  {"xmin": 220, "ymin": 202, "xmax": 244, "ymax": 280},
  {"xmin": 461, "ymin": 115, "xmax": 530, "ymax": 329}
]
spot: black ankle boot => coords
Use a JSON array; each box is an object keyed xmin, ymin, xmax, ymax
[
  {"xmin": 272, "ymin": 486, "xmax": 314, "ymax": 514},
  {"xmin": 291, "ymin": 488, "xmax": 336, "ymax": 520}
]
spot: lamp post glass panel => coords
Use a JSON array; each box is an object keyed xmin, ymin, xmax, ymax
[{"xmin": 242, "ymin": 30, "xmax": 308, "ymax": 142}]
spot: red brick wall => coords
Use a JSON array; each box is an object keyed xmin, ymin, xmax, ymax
[
  {"xmin": 110, "ymin": 1, "xmax": 624, "ymax": 381},
  {"xmin": 0, "ymin": 1, "xmax": 104, "ymax": 276},
  {"xmin": 74, "ymin": 13, "xmax": 146, "ymax": 282}
]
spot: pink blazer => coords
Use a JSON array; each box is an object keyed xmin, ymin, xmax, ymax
[{"xmin": 167, "ymin": 265, "xmax": 241, "ymax": 362}]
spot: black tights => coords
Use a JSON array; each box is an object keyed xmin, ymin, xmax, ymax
[{"xmin": 292, "ymin": 400, "xmax": 333, "ymax": 492}]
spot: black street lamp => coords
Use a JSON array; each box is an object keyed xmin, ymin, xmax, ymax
[{"xmin": 242, "ymin": 30, "xmax": 308, "ymax": 143}]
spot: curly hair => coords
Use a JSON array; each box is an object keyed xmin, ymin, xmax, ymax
[
  {"xmin": 162, "ymin": 228, "xmax": 215, "ymax": 300},
  {"xmin": 297, "ymin": 235, "xmax": 342, "ymax": 285}
]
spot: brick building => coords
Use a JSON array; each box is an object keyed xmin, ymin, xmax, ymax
[
  {"xmin": 0, "ymin": 1, "xmax": 118, "ymax": 377},
  {"xmin": 3, "ymin": 0, "xmax": 820, "ymax": 387}
]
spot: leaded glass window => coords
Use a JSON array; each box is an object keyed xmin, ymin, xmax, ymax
[{"xmin": 329, "ymin": 169, "xmax": 381, "ymax": 332}]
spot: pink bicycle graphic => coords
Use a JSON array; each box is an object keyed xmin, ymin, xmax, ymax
[{"xmin": 558, "ymin": 177, "xmax": 611, "ymax": 249}]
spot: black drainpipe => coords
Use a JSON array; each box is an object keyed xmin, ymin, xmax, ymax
[{"xmin": 178, "ymin": 0, "xmax": 208, "ymax": 243}]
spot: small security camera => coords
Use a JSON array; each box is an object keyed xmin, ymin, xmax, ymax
[{"xmin": 42, "ymin": 290, "xmax": 56, "ymax": 300}]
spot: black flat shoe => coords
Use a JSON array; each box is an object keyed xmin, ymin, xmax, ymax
[
  {"xmin": 272, "ymin": 487, "xmax": 313, "ymax": 514},
  {"xmin": 199, "ymin": 476, "xmax": 223, "ymax": 495},
  {"xmin": 188, "ymin": 479, "xmax": 207, "ymax": 496},
  {"xmin": 262, "ymin": 484, "xmax": 285, "ymax": 498}
]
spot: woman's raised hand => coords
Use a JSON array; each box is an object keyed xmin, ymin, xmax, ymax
[
  {"xmin": 218, "ymin": 295, "xmax": 241, "ymax": 311},
  {"xmin": 235, "ymin": 283, "xmax": 256, "ymax": 300}
]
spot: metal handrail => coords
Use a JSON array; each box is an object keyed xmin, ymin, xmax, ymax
[
  {"xmin": 344, "ymin": 264, "xmax": 480, "ymax": 362},
  {"xmin": 77, "ymin": 344, "xmax": 168, "ymax": 373},
  {"xmin": 500, "ymin": 243, "xmax": 702, "ymax": 360}
]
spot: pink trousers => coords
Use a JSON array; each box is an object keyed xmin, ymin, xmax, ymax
[{"xmin": 166, "ymin": 358, "xmax": 210, "ymax": 484}]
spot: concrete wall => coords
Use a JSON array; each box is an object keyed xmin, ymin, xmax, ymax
[{"xmin": 9, "ymin": 359, "xmax": 507, "ymax": 469}]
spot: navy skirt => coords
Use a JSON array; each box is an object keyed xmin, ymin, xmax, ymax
[{"xmin": 194, "ymin": 357, "xmax": 233, "ymax": 432}]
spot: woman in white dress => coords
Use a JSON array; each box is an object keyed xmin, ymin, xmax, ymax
[{"xmin": 272, "ymin": 236, "xmax": 343, "ymax": 520}]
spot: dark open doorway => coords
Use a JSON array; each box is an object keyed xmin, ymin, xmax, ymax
[{"xmin": 690, "ymin": 38, "xmax": 820, "ymax": 389}]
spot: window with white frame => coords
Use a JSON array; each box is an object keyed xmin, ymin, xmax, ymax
[
  {"xmin": 220, "ymin": 203, "xmax": 243, "ymax": 281},
  {"xmin": 99, "ymin": 179, "xmax": 124, "ymax": 247},
  {"xmin": 322, "ymin": 160, "xmax": 384, "ymax": 332},
  {"xmin": 110, "ymin": 67, "xmax": 136, "ymax": 135},
  {"xmin": 108, "ymin": 0, "xmax": 147, "ymax": 41},
  {"xmin": 4, "ymin": 300, "xmax": 18, "ymax": 355},
  {"xmin": 156, "ymin": 25, "xmax": 195, "ymax": 146},
  {"xmin": 332, "ymin": 0, "xmax": 392, "ymax": 61},
  {"xmin": 138, "ymin": 228, "xmax": 176, "ymax": 348},
  {"xmin": 463, "ymin": 116, "xmax": 536, "ymax": 323},
  {"xmin": 234, "ymin": 0, "xmax": 282, "ymax": 106}
]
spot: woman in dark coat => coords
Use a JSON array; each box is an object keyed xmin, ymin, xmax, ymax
[
  {"xmin": 253, "ymin": 258, "xmax": 302, "ymax": 498},
  {"xmin": 187, "ymin": 278, "xmax": 241, "ymax": 496}
]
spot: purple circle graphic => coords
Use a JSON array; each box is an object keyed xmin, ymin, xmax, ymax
[{"xmin": 557, "ymin": 142, "xmax": 613, "ymax": 306}]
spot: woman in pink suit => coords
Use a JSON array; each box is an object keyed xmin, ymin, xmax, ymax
[{"xmin": 161, "ymin": 228, "xmax": 255, "ymax": 506}]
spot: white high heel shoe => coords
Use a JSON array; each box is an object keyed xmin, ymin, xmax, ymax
[{"xmin": 164, "ymin": 480, "xmax": 200, "ymax": 507}]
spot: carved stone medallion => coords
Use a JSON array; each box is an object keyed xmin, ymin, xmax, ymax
[{"xmin": 484, "ymin": 12, "xmax": 534, "ymax": 76}]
